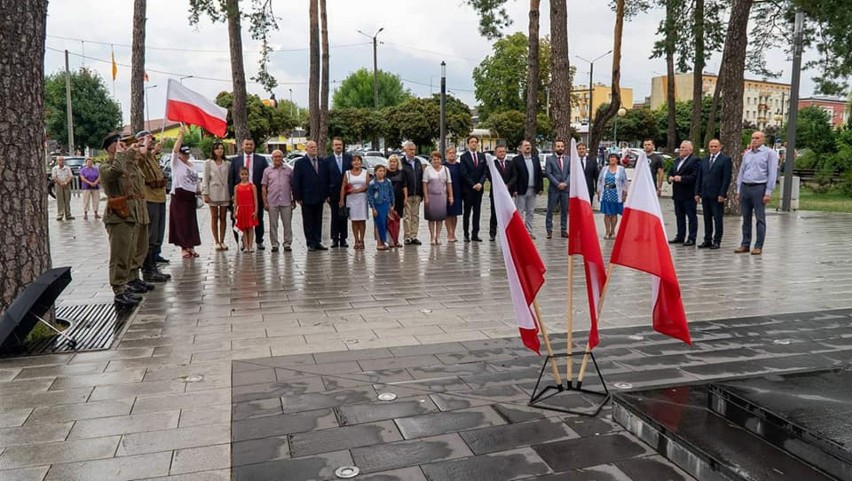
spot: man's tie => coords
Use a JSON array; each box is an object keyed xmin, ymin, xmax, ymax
[
  {"xmin": 472, "ymin": 152, "xmax": 478, "ymax": 168},
  {"xmin": 709, "ymin": 154, "xmax": 716, "ymax": 168},
  {"xmin": 499, "ymin": 160, "xmax": 505, "ymax": 172},
  {"xmin": 581, "ymin": 157, "xmax": 586, "ymax": 171},
  {"xmin": 336, "ymin": 155, "xmax": 342, "ymax": 172},
  {"xmin": 558, "ymin": 156, "xmax": 563, "ymax": 172},
  {"xmin": 312, "ymin": 157, "xmax": 318, "ymax": 173},
  {"xmin": 245, "ymin": 155, "xmax": 250, "ymax": 169}
]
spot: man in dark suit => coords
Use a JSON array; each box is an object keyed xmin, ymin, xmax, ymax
[
  {"xmin": 459, "ymin": 135, "xmax": 488, "ymax": 242},
  {"xmin": 325, "ymin": 137, "xmax": 353, "ymax": 248},
  {"xmin": 229, "ymin": 138, "xmax": 268, "ymax": 250},
  {"xmin": 292, "ymin": 140, "xmax": 330, "ymax": 251},
  {"xmin": 514, "ymin": 139, "xmax": 544, "ymax": 237},
  {"xmin": 544, "ymin": 139, "xmax": 569, "ymax": 239},
  {"xmin": 694, "ymin": 138, "xmax": 732, "ymax": 249},
  {"xmin": 577, "ymin": 142, "xmax": 599, "ymax": 203},
  {"xmin": 667, "ymin": 140, "xmax": 700, "ymax": 246},
  {"xmin": 487, "ymin": 144, "xmax": 517, "ymax": 241}
]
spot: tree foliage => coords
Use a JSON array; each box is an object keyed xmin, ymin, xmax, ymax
[
  {"xmin": 327, "ymin": 108, "xmax": 385, "ymax": 145},
  {"xmin": 215, "ymin": 91, "xmax": 294, "ymax": 143},
  {"xmin": 796, "ymin": 105, "xmax": 836, "ymax": 154},
  {"xmin": 464, "ymin": 0, "xmax": 512, "ymax": 40},
  {"xmin": 382, "ymin": 95, "xmax": 472, "ymax": 150},
  {"xmin": 332, "ymin": 69, "xmax": 412, "ymax": 110},
  {"xmin": 481, "ymin": 110, "xmax": 525, "ymax": 149},
  {"xmin": 44, "ymin": 68, "xmax": 122, "ymax": 150},
  {"xmin": 473, "ymin": 33, "xmax": 552, "ymax": 122}
]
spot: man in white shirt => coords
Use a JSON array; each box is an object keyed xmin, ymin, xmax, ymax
[{"xmin": 52, "ymin": 156, "xmax": 74, "ymax": 220}]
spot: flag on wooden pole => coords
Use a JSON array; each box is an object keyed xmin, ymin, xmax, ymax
[{"xmin": 165, "ymin": 79, "xmax": 228, "ymax": 138}]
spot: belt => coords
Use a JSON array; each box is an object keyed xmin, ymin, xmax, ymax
[
  {"xmin": 743, "ymin": 182, "xmax": 766, "ymax": 187},
  {"xmin": 604, "ymin": 185, "xmax": 617, "ymax": 189}
]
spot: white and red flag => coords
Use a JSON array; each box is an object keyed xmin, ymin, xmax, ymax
[
  {"xmin": 567, "ymin": 139, "xmax": 606, "ymax": 349},
  {"xmin": 487, "ymin": 157, "xmax": 547, "ymax": 354},
  {"xmin": 610, "ymin": 152, "xmax": 691, "ymax": 344},
  {"xmin": 165, "ymin": 78, "xmax": 228, "ymax": 138}
]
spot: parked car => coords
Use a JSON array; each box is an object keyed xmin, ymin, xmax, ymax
[
  {"xmin": 160, "ymin": 154, "xmax": 198, "ymax": 192},
  {"xmin": 362, "ymin": 155, "xmax": 387, "ymax": 176},
  {"xmin": 61, "ymin": 156, "xmax": 87, "ymax": 176},
  {"xmin": 364, "ymin": 150, "xmax": 385, "ymax": 158},
  {"xmin": 286, "ymin": 151, "xmax": 306, "ymax": 161}
]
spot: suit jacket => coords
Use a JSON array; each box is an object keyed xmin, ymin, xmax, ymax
[
  {"xmin": 579, "ymin": 155, "xmax": 599, "ymax": 196},
  {"xmin": 667, "ymin": 154, "xmax": 700, "ymax": 201},
  {"xmin": 228, "ymin": 152, "xmax": 266, "ymax": 200},
  {"xmin": 401, "ymin": 156, "xmax": 424, "ymax": 197},
  {"xmin": 545, "ymin": 153, "xmax": 570, "ymax": 193},
  {"xmin": 459, "ymin": 151, "xmax": 488, "ymax": 193},
  {"xmin": 695, "ymin": 152, "xmax": 733, "ymax": 199},
  {"xmin": 325, "ymin": 152, "xmax": 353, "ymax": 201},
  {"xmin": 487, "ymin": 157, "xmax": 517, "ymax": 193},
  {"xmin": 292, "ymin": 155, "xmax": 330, "ymax": 205},
  {"xmin": 515, "ymin": 154, "xmax": 544, "ymax": 196}
]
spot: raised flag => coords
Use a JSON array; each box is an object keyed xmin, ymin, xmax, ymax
[
  {"xmin": 144, "ymin": 71, "xmax": 149, "ymax": 82},
  {"xmin": 486, "ymin": 156, "xmax": 547, "ymax": 354},
  {"xmin": 610, "ymin": 152, "xmax": 691, "ymax": 344},
  {"xmin": 567, "ymin": 139, "xmax": 606, "ymax": 349},
  {"xmin": 111, "ymin": 47, "xmax": 118, "ymax": 81},
  {"xmin": 165, "ymin": 78, "xmax": 228, "ymax": 138}
]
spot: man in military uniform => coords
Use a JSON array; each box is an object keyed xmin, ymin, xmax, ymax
[
  {"xmin": 100, "ymin": 133, "xmax": 148, "ymax": 307},
  {"xmin": 134, "ymin": 130, "xmax": 171, "ymax": 282}
]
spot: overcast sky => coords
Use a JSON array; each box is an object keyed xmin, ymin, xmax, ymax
[{"xmin": 44, "ymin": 0, "xmax": 818, "ymax": 125}]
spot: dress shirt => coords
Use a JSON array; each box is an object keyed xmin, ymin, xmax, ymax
[
  {"xmin": 335, "ymin": 154, "xmax": 343, "ymax": 173},
  {"xmin": 52, "ymin": 165, "xmax": 72, "ymax": 184},
  {"xmin": 262, "ymin": 164, "xmax": 294, "ymax": 207},
  {"xmin": 737, "ymin": 145, "xmax": 779, "ymax": 195},
  {"xmin": 524, "ymin": 156, "xmax": 534, "ymax": 187}
]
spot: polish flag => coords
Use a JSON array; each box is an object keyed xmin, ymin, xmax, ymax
[
  {"xmin": 487, "ymin": 156, "xmax": 547, "ymax": 354},
  {"xmin": 165, "ymin": 79, "xmax": 228, "ymax": 138},
  {"xmin": 610, "ymin": 152, "xmax": 691, "ymax": 344},
  {"xmin": 567, "ymin": 139, "xmax": 606, "ymax": 349}
]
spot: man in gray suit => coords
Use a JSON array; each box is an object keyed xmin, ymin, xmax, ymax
[{"xmin": 545, "ymin": 139, "xmax": 570, "ymax": 239}]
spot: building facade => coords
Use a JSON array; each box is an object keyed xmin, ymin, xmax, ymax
[
  {"xmin": 571, "ymin": 83, "xmax": 634, "ymax": 124},
  {"xmin": 798, "ymin": 96, "xmax": 849, "ymax": 128},
  {"xmin": 650, "ymin": 73, "xmax": 791, "ymax": 130}
]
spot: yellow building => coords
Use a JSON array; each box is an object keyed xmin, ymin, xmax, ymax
[
  {"xmin": 571, "ymin": 84, "xmax": 634, "ymax": 124},
  {"xmin": 121, "ymin": 118, "xmax": 182, "ymax": 140},
  {"xmin": 650, "ymin": 73, "xmax": 791, "ymax": 129}
]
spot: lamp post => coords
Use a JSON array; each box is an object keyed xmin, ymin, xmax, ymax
[
  {"xmin": 440, "ymin": 61, "xmax": 446, "ymax": 157},
  {"xmin": 613, "ymin": 107, "xmax": 627, "ymax": 148},
  {"xmin": 575, "ymin": 50, "xmax": 612, "ymax": 139},
  {"xmin": 782, "ymin": 10, "xmax": 804, "ymax": 212},
  {"xmin": 357, "ymin": 27, "xmax": 384, "ymax": 111},
  {"xmin": 179, "ymin": 75, "xmax": 193, "ymax": 84},
  {"xmin": 144, "ymin": 84, "xmax": 157, "ymax": 129}
]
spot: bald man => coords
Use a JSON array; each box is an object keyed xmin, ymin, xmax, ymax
[
  {"xmin": 667, "ymin": 140, "xmax": 700, "ymax": 246},
  {"xmin": 735, "ymin": 131, "xmax": 778, "ymax": 256}
]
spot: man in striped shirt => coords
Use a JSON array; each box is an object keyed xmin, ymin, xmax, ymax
[{"xmin": 735, "ymin": 131, "xmax": 778, "ymax": 256}]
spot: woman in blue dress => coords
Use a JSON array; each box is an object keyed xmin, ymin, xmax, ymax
[
  {"xmin": 443, "ymin": 146, "xmax": 463, "ymax": 242},
  {"xmin": 597, "ymin": 153, "xmax": 628, "ymax": 239},
  {"xmin": 367, "ymin": 164, "xmax": 395, "ymax": 251}
]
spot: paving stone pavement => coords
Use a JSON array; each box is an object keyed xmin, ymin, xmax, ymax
[{"xmin": 0, "ymin": 194, "xmax": 849, "ymax": 479}]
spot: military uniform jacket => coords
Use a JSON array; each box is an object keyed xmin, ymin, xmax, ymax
[
  {"xmin": 100, "ymin": 151, "xmax": 149, "ymax": 225},
  {"xmin": 137, "ymin": 150, "xmax": 167, "ymax": 203}
]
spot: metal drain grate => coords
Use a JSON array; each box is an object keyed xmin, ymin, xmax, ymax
[{"xmin": 11, "ymin": 303, "xmax": 134, "ymax": 356}]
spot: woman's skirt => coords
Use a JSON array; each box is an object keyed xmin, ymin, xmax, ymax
[{"xmin": 169, "ymin": 188, "xmax": 201, "ymax": 248}]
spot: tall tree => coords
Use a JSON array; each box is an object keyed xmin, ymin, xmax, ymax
[
  {"xmin": 718, "ymin": 0, "xmax": 754, "ymax": 213},
  {"xmin": 688, "ymin": 0, "xmax": 704, "ymax": 147},
  {"xmin": 318, "ymin": 0, "xmax": 329, "ymax": 154},
  {"xmin": 0, "ymin": 0, "xmax": 51, "ymax": 314},
  {"xmin": 130, "ymin": 0, "xmax": 146, "ymax": 134},
  {"xmin": 589, "ymin": 0, "xmax": 625, "ymax": 157},
  {"xmin": 525, "ymin": 0, "xmax": 541, "ymax": 144},
  {"xmin": 662, "ymin": 0, "xmax": 678, "ymax": 152},
  {"xmin": 44, "ymin": 68, "xmax": 123, "ymax": 149},
  {"xmin": 308, "ymin": 0, "xmax": 320, "ymax": 143},
  {"xmin": 332, "ymin": 69, "xmax": 411, "ymax": 109},
  {"xmin": 549, "ymin": 0, "xmax": 571, "ymax": 141}
]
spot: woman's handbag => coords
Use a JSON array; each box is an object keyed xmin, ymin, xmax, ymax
[
  {"xmin": 196, "ymin": 195, "xmax": 205, "ymax": 209},
  {"xmin": 338, "ymin": 205, "xmax": 349, "ymax": 219}
]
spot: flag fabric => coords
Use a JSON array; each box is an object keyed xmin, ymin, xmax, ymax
[
  {"xmin": 144, "ymin": 71, "xmax": 149, "ymax": 82},
  {"xmin": 486, "ymin": 157, "xmax": 547, "ymax": 354},
  {"xmin": 165, "ymin": 78, "xmax": 228, "ymax": 138},
  {"xmin": 567, "ymin": 139, "xmax": 606, "ymax": 349},
  {"xmin": 111, "ymin": 47, "xmax": 118, "ymax": 81},
  {"xmin": 609, "ymin": 152, "xmax": 692, "ymax": 344}
]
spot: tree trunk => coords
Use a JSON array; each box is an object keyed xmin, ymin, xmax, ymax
[
  {"xmin": 318, "ymin": 0, "xmax": 329, "ymax": 155},
  {"xmin": 524, "ymin": 0, "xmax": 540, "ymax": 146},
  {"xmin": 588, "ymin": 0, "xmax": 625, "ymax": 157},
  {"xmin": 0, "ymin": 0, "xmax": 52, "ymax": 314},
  {"xmin": 689, "ymin": 0, "xmax": 704, "ymax": 148},
  {"xmin": 226, "ymin": 0, "xmax": 249, "ymax": 144},
  {"xmin": 549, "ymin": 0, "xmax": 571, "ymax": 142},
  {"xmin": 703, "ymin": 70, "xmax": 723, "ymax": 148},
  {"xmin": 719, "ymin": 0, "xmax": 753, "ymax": 214},
  {"xmin": 308, "ymin": 0, "xmax": 320, "ymax": 143},
  {"xmin": 665, "ymin": 0, "xmax": 677, "ymax": 153},
  {"xmin": 130, "ymin": 0, "xmax": 146, "ymax": 134}
]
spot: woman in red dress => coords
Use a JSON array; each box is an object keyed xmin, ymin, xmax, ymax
[{"xmin": 234, "ymin": 167, "xmax": 259, "ymax": 252}]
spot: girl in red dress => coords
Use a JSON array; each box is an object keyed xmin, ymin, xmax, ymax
[{"xmin": 234, "ymin": 167, "xmax": 259, "ymax": 253}]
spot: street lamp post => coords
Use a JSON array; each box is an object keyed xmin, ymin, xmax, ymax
[
  {"xmin": 358, "ymin": 27, "xmax": 384, "ymax": 149},
  {"xmin": 575, "ymin": 50, "xmax": 612, "ymax": 140},
  {"xmin": 613, "ymin": 107, "xmax": 627, "ymax": 148},
  {"xmin": 782, "ymin": 10, "xmax": 804, "ymax": 212},
  {"xmin": 440, "ymin": 61, "xmax": 446, "ymax": 157},
  {"xmin": 144, "ymin": 84, "xmax": 157, "ymax": 130}
]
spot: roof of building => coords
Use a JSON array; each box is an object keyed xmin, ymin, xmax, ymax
[
  {"xmin": 799, "ymin": 96, "xmax": 848, "ymax": 104},
  {"xmin": 121, "ymin": 118, "xmax": 182, "ymax": 136}
]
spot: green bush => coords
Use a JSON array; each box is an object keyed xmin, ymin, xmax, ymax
[
  {"xmin": 794, "ymin": 149, "xmax": 818, "ymax": 170},
  {"xmin": 840, "ymin": 171, "xmax": 852, "ymax": 197}
]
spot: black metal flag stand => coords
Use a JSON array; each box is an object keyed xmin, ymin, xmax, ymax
[{"xmin": 528, "ymin": 351, "xmax": 610, "ymax": 416}]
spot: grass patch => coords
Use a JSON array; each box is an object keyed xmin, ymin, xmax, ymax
[{"xmin": 769, "ymin": 185, "xmax": 852, "ymax": 213}]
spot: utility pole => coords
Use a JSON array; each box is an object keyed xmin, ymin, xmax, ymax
[
  {"xmin": 576, "ymin": 50, "xmax": 612, "ymax": 144},
  {"xmin": 781, "ymin": 10, "xmax": 804, "ymax": 212},
  {"xmin": 440, "ymin": 61, "xmax": 446, "ymax": 157},
  {"xmin": 358, "ymin": 27, "xmax": 383, "ymax": 149},
  {"xmin": 64, "ymin": 50, "xmax": 75, "ymax": 154}
]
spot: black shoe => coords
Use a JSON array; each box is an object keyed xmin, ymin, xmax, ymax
[
  {"xmin": 257, "ymin": 244, "xmax": 265, "ymax": 251},
  {"xmin": 683, "ymin": 240, "xmax": 695, "ymax": 247},
  {"xmin": 156, "ymin": 256, "xmax": 170, "ymax": 264},
  {"xmin": 697, "ymin": 242, "xmax": 712, "ymax": 248},
  {"xmin": 315, "ymin": 244, "xmax": 328, "ymax": 251},
  {"xmin": 283, "ymin": 245, "xmax": 292, "ymax": 252},
  {"xmin": 125, "ymin": 282, "xmax": 147, "ymax": 294},
  {"xmin": 114, "ymin": 293, "xmax": 140, "ymax": 307},
  {"xmin": 464, "ymin": 236, "xmax": 470, "ymax": 243},
  {"xmin": 143, "ymin": 271, "xmax": 170, "ymax": 282},
  {"xmin": 339, "ymin": 241, "xmax": 349, "ymax": 248},
  {"xmin": 331, "ymin": 242, "xmax": 339, "ymax": 248},
  {"xmin": 472, "ymin": 237, "xmax": 483, "ymax": 242},
  {"xmin": 308, "ymin": 246, "xmax": 317, "ymax": 252},
  {"xmin": 668, "ymin": 238, "xmax": 684, "ymax": 244},
  {"xmin": 271, "ymin": 246, "xmax": 279, "ymax": 252},
  {"xmin": 411, "ymin": 238, "xmax": 422, "ymax": 245},
  {"xmin": 709, "ymin": 243, "xmax": 721, "ymax": 250},
  {"xmin": 489, "ymin": 235, "xmax": 496, "ymax": 242},
  {"xmin": 404, "ymin": 239, "xmax": 413, "ymax": 245},
  {"xmin": 136, "ymin": 279, "xmax": 156, "ymax": 291}
]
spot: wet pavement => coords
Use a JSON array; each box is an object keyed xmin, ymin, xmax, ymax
[{"xmin": 0, "ymin": 195, "xmax": 850, "ymax": 480}]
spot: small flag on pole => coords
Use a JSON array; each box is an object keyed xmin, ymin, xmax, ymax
[
  {"xmin": 165, "ymin": 78, "xmax": 228, "ymax": 138},
  {"xmin": 144, "ymin": 72, "xmax": 149, "ymax": 82},
  {"xmin": 111, "ymin": 46, "xmax": 118, "ymax": 81}
]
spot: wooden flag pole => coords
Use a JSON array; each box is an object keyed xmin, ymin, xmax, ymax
[
  {"xmin": 566, "ymin": 255, "xmax": 575, "ymax": 386},
  {"xmin": 577, "ymin": 264, "xmax": 615, "ymax": 383},
  {"xmin": 533, "ymin": 299, "xmax": 563, "ymax": 386}
]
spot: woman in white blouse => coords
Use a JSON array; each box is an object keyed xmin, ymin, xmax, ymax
[{"xmin": 168, "ymin": 127, "xmax": 201, "ymax": 258}]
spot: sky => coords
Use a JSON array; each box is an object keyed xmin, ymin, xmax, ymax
[{"xmin": 44, "ymin": 0, "xmax": 819, "ymax": 125}]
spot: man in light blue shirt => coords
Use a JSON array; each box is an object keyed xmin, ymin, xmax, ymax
[{"xmin": 735, "ymin": 131, "xmax": 778, "ymax": 255}]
